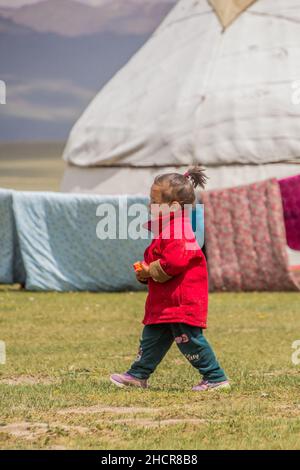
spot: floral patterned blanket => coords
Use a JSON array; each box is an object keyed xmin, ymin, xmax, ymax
[{"xmin": 201, "ymin": 179, "xmax": 300, "ymax": 292}]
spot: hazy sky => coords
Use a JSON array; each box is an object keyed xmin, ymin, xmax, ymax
[
  {"xmin": 0, "ymin": 0, "xmax": 176, "ymax": 7},
  {"xmin": 0, "ymin": 0, "xmax": 177, "ymax": 140},
  {"xmin": 0, "ymin": 0, "xmax": 40, "ymax": 6}
]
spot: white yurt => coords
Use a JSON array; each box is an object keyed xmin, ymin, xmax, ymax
[{"xmin": 61, "ymin": 0, "xmax": 300, "ymax": 195}]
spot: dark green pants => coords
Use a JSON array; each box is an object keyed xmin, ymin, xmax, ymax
[{"xmin": 127, "ymin": 323, "xmax": 227, "ymax": 383}]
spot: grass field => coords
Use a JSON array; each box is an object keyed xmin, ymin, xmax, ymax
[
  {"xmin": 0, "ymin": 288, "xmax": 300, "ymax": 450},
  {"xmin": 0, "ymin": 142, "xmax": 65, "ymax": 192}
]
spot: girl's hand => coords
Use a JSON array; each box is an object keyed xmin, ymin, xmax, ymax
[
  {"xmin": 140, "ymin": 262, "xmax": 150, "ymax": 278},
  {"xmin": 136, "ymin": 262, "xmax": 150, "ymax": 282}
]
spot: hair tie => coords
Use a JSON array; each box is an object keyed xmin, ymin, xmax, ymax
[{"xmin": 183, "ymin": 172, "xmax": 189, "ymax": 178}]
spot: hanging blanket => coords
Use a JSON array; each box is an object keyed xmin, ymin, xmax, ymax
[
  {"xmin": 0, "ymin": 189, "xmax": 25, "ymax": 284},
  {"xmin": 278, "ymin": 174, "xmax": 300, "ymax": 251},
  {"xmin": 0, "ymin": 190, "xmax": 204, "ymax": 292},
  {"xmin": 201, "ymin": 179, "xmax": 300, "ymax": 292}
]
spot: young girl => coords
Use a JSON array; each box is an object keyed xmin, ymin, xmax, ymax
[{"xmin": 110, "ymin": 167, "xmax": 230, "ymax": 391}]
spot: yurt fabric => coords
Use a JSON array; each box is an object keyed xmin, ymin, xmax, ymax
[
  {"xmin": 62, "ymin": 0, "xmax": 300, "ymax": 194},
  {"xmin": 201, "ymin": 179, "xmax": 300, "ymax": 292}
]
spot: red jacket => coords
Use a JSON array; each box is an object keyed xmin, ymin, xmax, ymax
[{"xmin": 141, "ymin": 209, "xmax": 208, "ymax": 328}]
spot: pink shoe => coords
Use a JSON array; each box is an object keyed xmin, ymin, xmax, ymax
[
  {"xmin": 110, "ymin": 372, "xmax": 148, "ymax": 389},
  {"xmin": 192, "ymin": 379, "xmax": 231, "ymax": 392}
]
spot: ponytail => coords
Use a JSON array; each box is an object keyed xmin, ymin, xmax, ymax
[{"xmin": 184, "ymin": 166, "xmax": 208, "ymax": 189}]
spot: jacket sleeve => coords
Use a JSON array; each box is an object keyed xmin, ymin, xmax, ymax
[{"xmin": 149, "ymin": 238, "xmax": 191, "ymax": 283}]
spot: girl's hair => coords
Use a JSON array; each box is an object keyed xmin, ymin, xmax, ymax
[{"xmin": 153, "ymin": 166, "xmax": 208, "ymax": 207}]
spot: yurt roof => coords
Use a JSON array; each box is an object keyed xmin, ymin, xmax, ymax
[
  {"xmin": 209, "ymin": 0, "xmax": 258, "ymax": 29},
  {"xmin": 63, "ymin": 0, "xmax": 300, "ymax": 171}
]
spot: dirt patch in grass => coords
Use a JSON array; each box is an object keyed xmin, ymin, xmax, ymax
[
  {"xmin": 58, "ymin": 405, "xmax": 160, "ymax": 416},
  {"xmin": 263, "ymin": 370, "xmax": 300, "ymax": 377},
  {"xmin": 111, "ymin": 418, "xmax": 218, "ymax": 427},
  {"xmin": 274, "ymin": 404, "xmax": 300, "ymax": 417},
  {"xmin": 0, "ymin": 376, "xmax": 58, "ymax": 386},
  {"xmin": 0, "ymin": 422, "xmax": 49, "ymax": 440},
  {"xmin": 48, "ymin": 445, "xmax": 69, "ymax": 450},
  {"xmin": 59, "ymin": 409, "xmax": 221, "ymax": 428},
  {"xmin": 248, "ymin": 370, "xmax": 300, "ymax": 378},
  {"xmin": 0, "ymin": 422, "xmax": 90, "ymax": 441}
]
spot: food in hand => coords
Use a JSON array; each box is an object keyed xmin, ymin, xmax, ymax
[{"xmin": 133, "ymin": 261, "xmax": 144, "ymax": 272}]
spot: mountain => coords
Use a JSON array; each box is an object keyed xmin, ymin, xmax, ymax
[
  {"xmin": 0, "ymin": 0, "xmax": 175, "ymax": 141},
  {"xmin": 0, "ymin": 16, "xmax": 150, "ymax": 140},
  {"xmin": 0, "ymin": 15, "xmax": 34, "ymax": 34},
  {"xmin": 0, "ymin": 0, "xmax": 175, "ymax": 37}
]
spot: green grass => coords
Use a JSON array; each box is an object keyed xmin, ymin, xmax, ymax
[
  {"xmin": 0, "ymin": 142, "xmax": 65, "ymax": 191},
  {"xmin": 0, "ymin": 288, "xmax": 299, "ymax": 449},
  {"xmin": 0, "ymin": 146, "xmax": 300, "ymax": 448}
]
